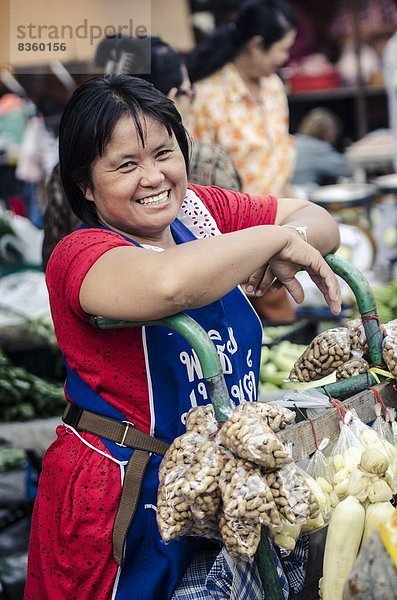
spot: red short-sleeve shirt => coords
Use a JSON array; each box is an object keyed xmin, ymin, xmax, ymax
[{"xmin": 46, "ymin": 185, "xmax": 277, "ymax": 434}]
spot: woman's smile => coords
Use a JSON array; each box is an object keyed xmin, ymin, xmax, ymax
[{"xmin": 136, "ymin": 190, "xmax": 170, "ymax": 206}]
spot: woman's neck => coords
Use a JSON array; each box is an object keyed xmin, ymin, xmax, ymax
[
  {"xmin": 232, "ymin": 55, "xmax": 261, "ymax": 100},
  {"xmin": 100, "ymin": 220, "xmax": 177, "ymax": 250}
]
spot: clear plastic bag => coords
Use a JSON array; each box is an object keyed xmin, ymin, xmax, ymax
[
  {"xmin": 157, "ymin": 464, "xmax": 194, "ymax": 542},
  {"xmin": 264, "ymin": 463, "xmax": 314, "ymax": 525},
  {"xmin": 372, "ymin": 404, "xmax": 394, "ymax": 447},
  {"xmin": 157, "ymin": 430, "xmax": 212, "ymax": 541},
  {"xmin": 219, "ymin": 410, "xmax": 291, "ymax": 471},
  {"xmin": 157, "ymin": 465, "xmax": 223, "ymax": 543},
  {"xmin": 328, "ymin": 418, "xmax": 364, "ymax": 506},
  {"xmin": 350, "ymin": 409, "xmax": 397, "ymax": 492},
  {"xmin": 188, "ymin": 516, "xmax": 222, "ymax": 541},
  {"xmin": 390, "ymin": 409, "xmax": 397, "ymax": 447},
  {"xmin": 307, "ymin": 439, "xmax": 332, "ymax": 485},
  {"xmin": 306, "ymin": 439, "xmax": 333, "ymax": 517},
  {"xmin": 218, "ymin": 511, "xmax": 261, "ymax": 563},
  {"xmin": 268, "ymin": 521, "xmax": 301, "ymax": 553},
  {"xmin": 235, "ymin": 401, "xmax": 295, "ymax": 432},
  {"xmin": 180, "ymin": 440, "xmax": 225, "ymax": 521},
  {"xmin": 158, "ymin": 430, "xmax": 207, "ymax": 481},
  {"xmin": 335, "ymin": 357, "xmax": 369, "ymax": 380},
  {"xmin": 219, "ymin": 456, "xmax": 281, "ymax": 528},
  {"xmin": 185, "ymin": 404, "xmax": 219, "ymax": 436},
  {"xmin": 345, "ymin": 318, "xmax": 368, "ymax": 358},
  {"xmin": 289, "ymin": 327, "xmax": 351, "ymax": 382},
  {"xmin": 297, "ymin": 466, "xmax": 330, "ymax": 532},
  {"xmin": 382, "ymin": 320, "xmax": 397, "ymax": 377}
]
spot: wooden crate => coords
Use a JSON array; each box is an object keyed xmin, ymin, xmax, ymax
[{"xmin": 278, "ymin": 381, "xmax": 397, "ymax": 462}]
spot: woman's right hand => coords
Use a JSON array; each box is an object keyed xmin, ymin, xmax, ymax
[{"xmin": 246, "ymin": 232, "xmax": 342, "ymax": 316}]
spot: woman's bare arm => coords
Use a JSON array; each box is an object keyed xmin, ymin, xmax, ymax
[{"xmin": 79, "ymin": 225, "xmax": 341, "ymax": 322}]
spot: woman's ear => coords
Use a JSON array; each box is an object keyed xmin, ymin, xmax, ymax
[
  {"xmin": 78, "ymin": 183, "xmax": 94, "ymax": 202},
  {"xmin": 167, "ymin": 87, "xmax": 178, "ymax": 102},
  {"xmin": 246, "ymin": 35, "xmax": 265, "ymax": 55}
]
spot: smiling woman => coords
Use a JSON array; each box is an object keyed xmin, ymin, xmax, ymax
[{"xmin": 25, "ymin": 73, "xmax": 341, "ymax": 600}]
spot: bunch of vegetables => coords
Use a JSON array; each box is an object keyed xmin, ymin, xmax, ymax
[
  {"xmin": 0, "ymin": 446, "xmax": 26, "ymax": 472},
  {"xmin": 259, "ymin": 341, "xmax": 309, "ymax": 393},
  {"xmin": 318, "ymin": 411, "xmax": 397, "ymax": 599},
  {"xmin": 0, "ymin": 350, "xmax": 65, "ymax": 421},
  {"xmin": 372, "ymin": 280, "xmax": 397, "ymax": 324}
]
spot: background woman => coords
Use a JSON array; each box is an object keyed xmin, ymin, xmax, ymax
[
  {"xmin": 187, "ymin": 0, "xmax": 297, "ymax": 198},
  {"xmin": 186, "ymin": 0, "xmax": 299, "ymax": 321}
]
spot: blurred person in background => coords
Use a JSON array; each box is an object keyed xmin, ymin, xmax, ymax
[
  {"xmin": 186, "ymin": 0, "xmax": 298, "ymax": 321},
  {"xmin": 291, "ymin": 108, "xmax": 351, "ymax": 192}
]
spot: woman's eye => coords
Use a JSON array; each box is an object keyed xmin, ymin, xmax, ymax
[
  {"xmin": 119, "ymin": 161, "xmax": 136, "ymax": 170},
  {"xmin": 156, "ymin": 149, "xmax": 172, "ymax": 159}
]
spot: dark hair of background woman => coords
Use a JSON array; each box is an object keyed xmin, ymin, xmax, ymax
[
  {"xmin": 94, "ymin": 35, "xmax": 184, "ymax": 95},
  {"xmin": 186, "ymin": 0, "xmax": 297, "ymax": 83},
  {"xmin": 138, "ymin": 37, "xmax": 184, "ymax": 95},
  {"xmin": 58, "ymin": 74, "xmax": 190, "ymax": 227}
]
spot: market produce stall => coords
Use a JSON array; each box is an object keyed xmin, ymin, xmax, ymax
[
  {"xmin": 1, "ymin": 251, "xmax": 397, "ymax": 598},
  {"xmin": 88, "ymin": 253, "xmax": 397, "ymax": 599}
]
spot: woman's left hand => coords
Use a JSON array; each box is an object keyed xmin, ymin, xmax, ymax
[{"xmin": 242, "ymin": 240, "xmax": 341, "ymax": 316}]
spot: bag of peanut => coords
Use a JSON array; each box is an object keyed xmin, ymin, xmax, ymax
[
  {"xmin": 383, "ymin": 320, "xmax": 397, "ymax": 377},
  {"xmin": 289, "ymin": 327, "xmax": 351, "ymax": 382},
  {"xmin": 219, "ymin": 410, "xmax": 291, "ymax": 471},
  {"xmin": 234, "ymin": 401, "xmax": 295, "ymax": 432},
  {"xmin": 218, "ymin": 456, "xmax": 281, "ymax": 528}
]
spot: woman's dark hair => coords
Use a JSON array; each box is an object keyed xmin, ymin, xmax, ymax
[
  {"xmin": 138, "ymin": 37, "xmax": 184, "ymax": 95},
  {"xmin": 58, "ymin": 74, "xmax": 190, "ymax": 227},
  {"xmin": 186, "ymin": 0, "xmax": 297, "ymax": 82}
]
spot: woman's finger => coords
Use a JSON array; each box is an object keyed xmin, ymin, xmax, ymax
[
  {"xmin": 253, "ymin": 265, "xmax": 278, "ymax": 296},
  {"xmin": 309, "ymin": 270, "xmax": 341, "ymax": 315},
  {"xmin": 243, "ymin": 265, "xmax": 271, "ymax": 295}
]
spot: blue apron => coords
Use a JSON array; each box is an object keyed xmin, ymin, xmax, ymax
[{"xmin": 65, "ymin": 217, "xmax": 263, "ymax": 599}]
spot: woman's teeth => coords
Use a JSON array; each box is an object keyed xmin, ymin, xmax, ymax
[{"xmin": 137, "ymin": 191, "xmax": 169, "ymax": 205}]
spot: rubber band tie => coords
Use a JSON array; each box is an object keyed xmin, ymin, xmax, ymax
[
  {"xmin": 293, "ymin": 404, "xmax": 318, "ymax": 450},
  {"xmin": 369, "ymin": 386, "xmax": 389, "ymax": 420}
]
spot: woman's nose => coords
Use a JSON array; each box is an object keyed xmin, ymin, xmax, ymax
[{"xmin": 139, "ymin": 162, "xmax": 165, "ymax": 187}]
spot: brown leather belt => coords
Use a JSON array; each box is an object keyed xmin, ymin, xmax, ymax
[{"xmin": 62, "ymin": 401, "xmax": 169, "ymax": 566}]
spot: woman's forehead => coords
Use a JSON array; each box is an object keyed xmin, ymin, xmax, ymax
[{"xmin": 105, "ymin": 113, "xmax": 173, "ymax": 152}]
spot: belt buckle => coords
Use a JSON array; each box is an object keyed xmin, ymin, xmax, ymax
[{"xmin": 116, "ymin": 420, "xmax": 134, "ymax": 448}]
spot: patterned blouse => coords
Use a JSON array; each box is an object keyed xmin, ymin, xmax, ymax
[{"xmin": 188, "ymin": 63, "xmax": 295, "ymax": 197}]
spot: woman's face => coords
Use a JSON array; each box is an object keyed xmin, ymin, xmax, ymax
[
  {"xmin": 252, "ymin": 29, "xmax": 296, "ymax": 77},
  {"xmin": 85, "ymin": 114, "xmax": 188, "ymax": 246}
]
